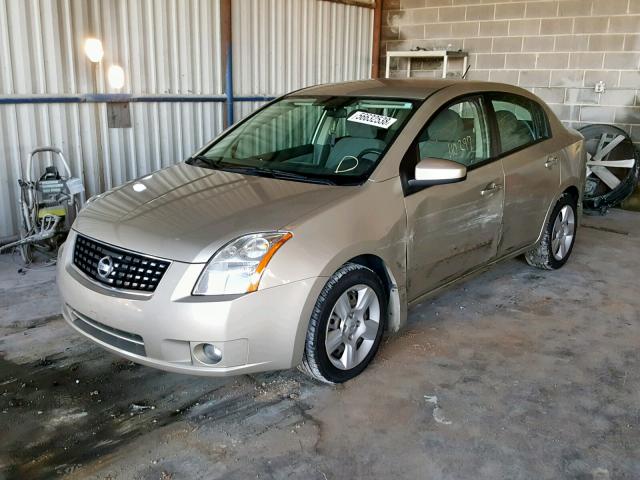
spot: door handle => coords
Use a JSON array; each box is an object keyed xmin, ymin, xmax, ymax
[
  {"xmin": 480, "ymin": 182, "xmax": 503, "ymax": 196},
  {"xmin": 545, "ymin": 155, "xmax": 558, "ymax": 168}
]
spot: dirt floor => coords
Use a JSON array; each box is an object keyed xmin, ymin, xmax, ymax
[{"xmin": 1, "ymin": 210, "xmax": 639, "ymax": 480}]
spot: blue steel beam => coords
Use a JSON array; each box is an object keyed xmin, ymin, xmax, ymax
[
  {"xmin": 225, "ymin": 45, "xmax": 234, "ymax": 126},
  {"xmin": 0, "ymin": 94, "xmax": 275, "ymax": 104}
]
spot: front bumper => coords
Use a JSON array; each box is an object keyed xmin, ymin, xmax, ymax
[{"xmin": 57, "ymin": 231, "xmax": 325, "ymax": 376}]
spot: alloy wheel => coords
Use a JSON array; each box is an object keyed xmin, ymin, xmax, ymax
[
  {"xmin": 325, "ymin": 284, "xmax": 381, "ymax": 370},
  {"xmin": 551, "ymin": 205, "xmax": 575, "ymax": 261}
]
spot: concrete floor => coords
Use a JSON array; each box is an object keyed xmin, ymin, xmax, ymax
[{"xmin": 1, "ymin": 210, "xmax": 639, "ymax": 479}]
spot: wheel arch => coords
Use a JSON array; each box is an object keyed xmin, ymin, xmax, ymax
[
  {"xmin": 563, "ymin": 185, "xmax": 580, "ymax": 204},
  {"xmin": 534, "ymin": 182, "xmax": 582, "ymax": 246},
  {"xmin": 346, "ymin": 254, "xmax": 405, "ymax": 334},
  {"xmin": 290, "ymin": 250, "xmax": 407, "ymax": 369}
]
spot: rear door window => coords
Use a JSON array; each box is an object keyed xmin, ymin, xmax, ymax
[{"xmin": 491, "ymin": 95, "xmax": 550, "ymax": 154}]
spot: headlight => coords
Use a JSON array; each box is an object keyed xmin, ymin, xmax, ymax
[{"xmin": 193, "ymin": 232, "xmax": 293, "ymax": 296}]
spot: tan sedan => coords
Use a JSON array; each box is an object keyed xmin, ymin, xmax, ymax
[{"xmin": 57, "ymin": 79, "xmax": 586, "ymax": 383}]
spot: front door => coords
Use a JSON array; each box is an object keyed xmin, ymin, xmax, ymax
[
  {"xmin": 403, "ymin": 96, "xmax": 505, "ymax": 301},
  {"xmin": 488, "ymin": 94, "xmax": 561, "ymax": 254}
]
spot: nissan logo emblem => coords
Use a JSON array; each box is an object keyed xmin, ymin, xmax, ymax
[{"xmin": 97, "ymin": 256, "xmax": 114, "ymax": 279}]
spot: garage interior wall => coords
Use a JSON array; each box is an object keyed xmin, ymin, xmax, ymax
[
  {"xmin": 381, "ymin": 0, "xmax": 640, "ymax": 149},
  {"xmin": 0, "ymin": 0, "xmax": 374, "ymax": 240},
  {"xmin": 232, "ymin": 0, "xmax": 374, "ymax": 120},
  {"xmin": 0, "ymin": 0, "xmax": 225, "ymax": 240}
]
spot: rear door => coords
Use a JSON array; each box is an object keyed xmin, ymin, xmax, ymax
[
  {"xmin": 488, "ymin": 93, "xmax": 560, "ymax": 255},
  {"xmin": 403, "ymin": 95, "xmax": 505, "ymax": 300}
]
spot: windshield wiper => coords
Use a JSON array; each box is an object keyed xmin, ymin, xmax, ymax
[
  {"xmin": 214, "ymin": 165, "xmax": 335, "ymax": 185},
  {"xmin": 188, "ymin": 158, "xmax": 335, "ymax": 185},
  {"xmin": 186, "ymin": 155, "xmax": 223, "ymax": 168},
  {"xmin": 266, "ymin": 169, "xmax": 335, "ymax": 185}
]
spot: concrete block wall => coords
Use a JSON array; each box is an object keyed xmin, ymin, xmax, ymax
[{"xmin": 381, "ymin": 0, "xmax": 640, "ymax": 148}]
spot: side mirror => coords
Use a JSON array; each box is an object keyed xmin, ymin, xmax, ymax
[{"xmin": 409, "ymin": 158, "xmax": 467, "ymax": 190}]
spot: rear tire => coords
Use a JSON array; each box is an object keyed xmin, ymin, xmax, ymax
[
  {"xmin": 299, "ymin": 263, "xmax": 386, "ymax": 384},
  {"xmin": 525, "ymin": 193, "xmax": 577, "ymax": 270}
]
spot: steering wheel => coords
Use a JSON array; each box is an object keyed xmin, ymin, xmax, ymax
[
  {"xmin": 334, "ymin": 148, "xmax": 385, "ymax": 174},
  {"xmin": 357, "ymin": 148, "xmax": 383, "ymax": 161}
]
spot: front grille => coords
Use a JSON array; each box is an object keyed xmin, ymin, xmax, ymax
[
  {"xmin": 73, "ymin": 234, "xmax": 170, "ymax": 292},
  {"xmin": 72, "ymin": 310, "xmax": 146, "ymax": 356}
]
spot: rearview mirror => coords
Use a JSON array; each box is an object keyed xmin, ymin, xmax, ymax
[{"xmin": 409, "ymin": 158, "xmax": 467, "ymax": 190}]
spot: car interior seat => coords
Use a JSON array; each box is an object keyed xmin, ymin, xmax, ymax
[
  {"xmin": 495, "ymin": 110, "xmax": 534, "ymax": 152},
  {"xmin": 325, "ymin": 121, "xmax": 386, "ymax": 171},
  {"xmin": 419, "ymin": 109, "xmax": 470, "ymax": 163}
]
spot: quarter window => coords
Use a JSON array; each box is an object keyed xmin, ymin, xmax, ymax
[
  {"xmin": 491, "ymin": 95, "xmax": 549, "ymax": 154},
  {"xmin": 417, "ymin": 97, "xmax": 490, "ymax": 168}
]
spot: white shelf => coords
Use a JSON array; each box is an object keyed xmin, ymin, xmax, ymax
[{"xmin": 385, "ymin": 50, "xmax": 469, "ymax": 79}]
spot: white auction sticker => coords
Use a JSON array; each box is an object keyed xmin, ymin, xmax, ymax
[{"xmin": 347, "ymin": 111, "xmax": 398, "ymax": 129}]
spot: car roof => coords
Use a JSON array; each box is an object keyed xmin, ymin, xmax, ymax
[
  {"xmin": 288, "ymin": 78, "xmax": 533, "ymax": 101},
  {"xmin": 289, "ymin": 78, "xmax": 484, "ymax": 100},
  {"xmin": 289, "ymin": 79, "xmax": 453, "ymax": 100}
]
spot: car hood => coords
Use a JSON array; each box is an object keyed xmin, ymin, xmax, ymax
[{"xmin": 74, "ymin": 163, "xmax": 353, "ymax": 263}]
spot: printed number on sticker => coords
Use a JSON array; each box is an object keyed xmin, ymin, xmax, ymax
[{"xmin": 348, "ymin": 111, "xmax": 398, "ymax": 129}]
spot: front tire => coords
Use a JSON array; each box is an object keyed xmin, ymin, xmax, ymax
[
  {"xmin": 525, "ymin": 193, "xmax": 577, "ymax": 270},
  {"xmin": 299, "ymin": 263, "xmax": 386, "ymax": 384}
]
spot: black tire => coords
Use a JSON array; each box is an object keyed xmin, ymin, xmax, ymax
[
  {"xmin": 299, "ymin": 263, "xmax": 387, "ymax": 384},
  {"xmin": 525, "ymin": 193, "xmax": 577, "ymax": 270},
  {"xmin": 579, "ymin": 124, "xmax": 640, "ymax": 212}
]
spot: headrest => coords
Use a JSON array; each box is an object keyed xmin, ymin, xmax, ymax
[
  {"xmin": 496, "ymin": 110, "xmax": 519, "ymax": 131},
  {"xmin": 347, "ymin": 120, "xmax": 379, "ymax": 139},
  {"xmin": 427, "ymin": 109, "xmax": 463, "ymax": 141}
]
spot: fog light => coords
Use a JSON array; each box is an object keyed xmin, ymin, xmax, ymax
[
  {"xmin": 191, "ymin": 342, "xmax": 224, "ymax": 365},
  {"xmin": 203, "ymin": 344, "xmax": 222, "ymax": 363},
  {"xmin": 193, "ymin": 342, "xmax": 224, "ymax": 365}
]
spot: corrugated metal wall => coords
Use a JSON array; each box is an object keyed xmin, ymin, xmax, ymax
[
  {"xmin": 232, "ymin": 0, "xmax": 373, "ymax": 120},
  {"xmin": 0, "ymin": 0, "xmax": 224, "ymax": 239},
  {"xmin": 0, "ymin": 0, "xmax": 373, "ymax": 240}
]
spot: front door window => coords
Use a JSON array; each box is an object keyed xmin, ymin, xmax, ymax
[{"xmin": 417, "ymin": 97, "xmax": 491, "ymax": 168}]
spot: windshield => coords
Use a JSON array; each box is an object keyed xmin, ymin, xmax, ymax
[{"xmin": 188, "ymin": 96, "xmax": 418, "ymax": 185}]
